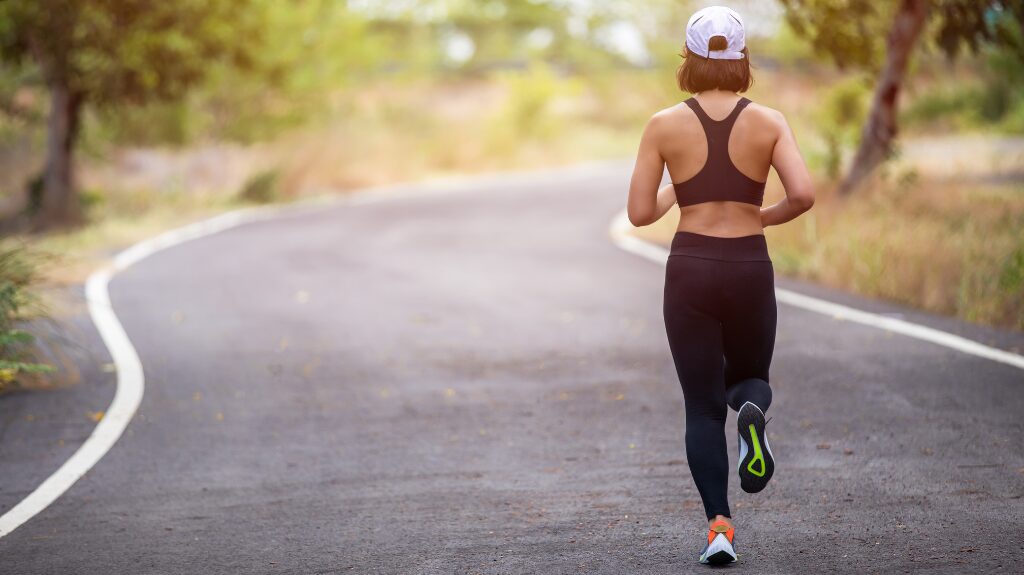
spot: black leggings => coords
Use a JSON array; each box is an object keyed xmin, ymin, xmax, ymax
[{"xmin": 663, "ymin": 231, "xmax": 777, "ymax": 520}]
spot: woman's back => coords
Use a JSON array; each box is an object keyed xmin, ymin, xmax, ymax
[{"xmin": 647, "ymin": 92, "xmax": 785, "ymax": 237}]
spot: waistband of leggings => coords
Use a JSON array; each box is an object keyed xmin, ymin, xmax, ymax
[{"xmin": 669, "ymin": 231, "xmax": 771, "ymax": 262}]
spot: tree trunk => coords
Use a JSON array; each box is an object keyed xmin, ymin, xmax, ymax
[
  {"xmin": 38, "ymin": 79, "xmax": 83, "ymax": 226},
  {"xmin": 840, "ymin": 0, "xmax": 930, "ymax": 195}
]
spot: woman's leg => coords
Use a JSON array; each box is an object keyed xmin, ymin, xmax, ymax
[
  {"xmin": 721, "ymin": 261, "xmax": 777, "ymax": 413},
  {"xmin": 720, "ymin": 260, "xmax": 778, "ymax": 493},
  {"xmin": 725, "ymin": 377, "xmax": 772, "ymax": 413},
  {"xmin": 664, "ymin": 257, "xmax": 731, "ymax": 520}
]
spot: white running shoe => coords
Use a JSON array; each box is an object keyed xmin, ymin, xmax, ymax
[{"xmin": 699, "ymin": 519, "xmax": 737, "ymax": 564}]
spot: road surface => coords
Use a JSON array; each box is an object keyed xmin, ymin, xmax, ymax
[{"xmin": 2, "ymin": 163, "xmax": 1023, "ymax": 574}]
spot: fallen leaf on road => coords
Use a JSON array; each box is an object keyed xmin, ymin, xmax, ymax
[
  {"xmin": 843, "ymin": 448, "xmax": 854, "ymax": 455},
  {"xmin": 817, "ymin": 443, "xmax": 831, "ymax": 450},
  {"xmin": 87, "ymin": 411, "xmax": 104, "ymax": 422}
]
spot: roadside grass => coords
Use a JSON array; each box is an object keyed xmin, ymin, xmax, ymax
[
  {"xmin": 637, "ymin": 173, "xmax": 1024, "ymax": 331},
  {"xmin": 0, "ymin": 243, "xmax": 55, "ymax": 392},
  {"xmin": 771, "ymin": 177, "xmax": 1024, "ymax": 331}
]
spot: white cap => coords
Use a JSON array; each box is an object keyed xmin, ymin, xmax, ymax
[{"xmin": 685, "ymin": 5, "xmax": 746, "ymax": 60}]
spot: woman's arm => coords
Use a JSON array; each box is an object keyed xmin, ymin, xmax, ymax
[
  {"xmin": 653, "ymin": 183, "xmax": 678, "ymax": 221},
  {"xmin": 627, "ymin": 115, "xmax": 667, "ymax": 227},
  {"xmin": 761, "ymin": 111, "xmax": 814, "ymax": 228}
]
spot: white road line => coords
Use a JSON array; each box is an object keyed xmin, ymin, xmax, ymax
[
  {"xmin": 0, "ymin": 206, "xmax": 291, "ymax": 537},
  {"xmin": 4, "ymin": 168, "xmax": 1017, "ymax": 539},
  {"xmin": 0, "ymin": 162, "xmax": 623, "ymax": 539},
  {"xmin": 609, "ymin": 211, "xmax": 1024, "ymax": 372},
  {"xmin": 0, "ymin": 200, "xmax": 370, "ymax": 537}
]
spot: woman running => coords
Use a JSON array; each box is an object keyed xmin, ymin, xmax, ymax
[{"xmin": 626, "ymin": 5, "xmax": 815, "ymax": 565}]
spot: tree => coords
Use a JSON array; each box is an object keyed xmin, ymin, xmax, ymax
[
  {"xmin": 0, "ymin": 0, "xmax": 258, "ymax": 226},
  {"xmin": 779, "ymin": 0, "xmax": 1024, "ymax": 194}
]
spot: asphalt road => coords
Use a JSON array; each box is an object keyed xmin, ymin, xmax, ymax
[{"xmin": 2, "ymin": 163, "xmax": 1023, "ymax": 574}]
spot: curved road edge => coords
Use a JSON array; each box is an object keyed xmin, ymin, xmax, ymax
[
  {"xmin": 608, "ymin": 210, "xmax": 1024, "ymax": 372},
  {"xmin": 0, "ymin": 160, "xmax": 619, "ymax": 539},
  {"xmin": 3, "ymin": 165, "xmax": 1019, "ymax": 540},
  {"xmin": 0, "ymin": 187, "xmax": 408, "ymax": 537}
]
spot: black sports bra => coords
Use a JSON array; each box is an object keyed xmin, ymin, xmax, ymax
[{"xmin": 673, "ymin": 97, "xmax": 766, "ymax": 208}]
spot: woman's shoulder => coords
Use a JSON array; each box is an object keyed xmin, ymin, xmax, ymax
[
  {"xmin": 742, "ymin": 100, "xmax": 788, "ymax": 129},
  {"xmin": 640, "ymin": 103, "xmax": 696, "ymax": 145},
  {"xmin": 646, "ymin": 101, "xmax": 702, "ymax": 133}
]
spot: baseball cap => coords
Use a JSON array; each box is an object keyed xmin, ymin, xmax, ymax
[{"xmin": 685, "ymin": 5, "xmax": 746, "ymax": 60}]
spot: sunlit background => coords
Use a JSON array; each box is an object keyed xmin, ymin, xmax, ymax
[{"xmin": 0, "ymin": 0, "xmax": 1022, "ymax": 387}]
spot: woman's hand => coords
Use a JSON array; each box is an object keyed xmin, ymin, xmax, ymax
[{"xmin": 654, "ymin": 183, "xmax": 678, "ymax": 221}]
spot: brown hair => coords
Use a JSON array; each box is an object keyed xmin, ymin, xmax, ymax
[{"xmin": 677, "ymin": 35, "xmax": 753, "ymax": 94}]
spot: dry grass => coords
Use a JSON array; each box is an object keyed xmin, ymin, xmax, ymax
[{"xmin": 639, "ymin": 172, "xmax": 1024, "ymax": 331}]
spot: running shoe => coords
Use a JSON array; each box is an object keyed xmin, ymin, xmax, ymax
[
  {"xmin": 699, "ymin": 518, "xmax": 737, "ymax": 564},
  {"xmin": 737, "ymin": 401, "xmax": 774, "ymax": 493}
]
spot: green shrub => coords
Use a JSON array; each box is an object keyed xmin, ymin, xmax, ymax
[
  {"xmin": 814, "ymin": 78, "xmax": 870, "ymax": 178},
  {"xmin": 0, "ymin": 244, "xmax": 52, "ymax": 391},
  {"xmin": 237, "ymin": 169, "xmax": 281, "ymax": 204},
  {"xmin": 488, "ymin": 62, "xmax": 576, "ymax": 148},
  {"xmin": 904, "ymin": 49, "xmax": 1024, "ymax": 134}
]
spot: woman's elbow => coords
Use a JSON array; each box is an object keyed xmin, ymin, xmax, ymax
[
  {"xmin": 627, "ymin": 207, "xmax": 653, "ymax": 227},
  {"xmin": 790, "ymin": 186, "xmax": 815, "ymax": 212}
]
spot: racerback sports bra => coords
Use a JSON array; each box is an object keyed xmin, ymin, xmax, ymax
[{"xmin": 673, "ymin": 97, "xmax": 766, "ymax": 208}]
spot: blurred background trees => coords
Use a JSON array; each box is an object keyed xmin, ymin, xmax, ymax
[
  {"xmin": 1, "ymin": 0, "xmax": 1019, "ymax": 228},
  {"xmin": 780, "ymin": 0, "xmax": 1024, "ymax": 193},
  {"xmin": 0, "ymin": 0, "xmax": 1020, "ymax": 345},
  {"xmin": 0, "ymin": 0, "xmax": 260, "ymax": 226}
]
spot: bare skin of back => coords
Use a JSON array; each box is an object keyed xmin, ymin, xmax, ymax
[{"xmin": 627, "ymin": 89, "xmax": 814, "ymax": 236}]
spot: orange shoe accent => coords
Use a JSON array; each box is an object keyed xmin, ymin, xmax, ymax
[{"xmin": 707, "ymin": 519, "xmax": 735, "ymax": 545}]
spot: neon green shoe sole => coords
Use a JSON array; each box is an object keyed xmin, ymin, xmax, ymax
[{"xmin": 737, "ymin": 401, "xmax": 774, "ymax": 493}]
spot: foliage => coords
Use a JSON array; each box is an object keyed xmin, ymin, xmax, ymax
[
  {"xmin": 815, "ymin": 78, "xmax": 871, "ymax": 178},
  {"xmin": 0, "ymin": 0, "xmax": 259, "ymax": 108},
  {"xmin": 0, "ymin": 244, "xmax": 52, "ymax": 391},
  {"xmin": 0, "ymin": 0, "xmax": 266, "ymax": 224},
  {"xmin": 484, "ymin": 61, "xmax": 584, "ymax": 157},
  {"xmin": 904, "ymin": 31, "xmax": 1024, "ymax": 134},
  {"xmin": 237, "ymin": 169, "xmax": 281, "ymax": 204},
  {"xmin": 777, "ymin": 0, "xmax": 1024, "ymax": 71}
]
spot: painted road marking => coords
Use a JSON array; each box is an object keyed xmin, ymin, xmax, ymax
[
  {"xmin": 609, "ymin": 211, "xmax": 1024, "ymax": 372},
  {"xmin": 0, "ymin": 207, "xmax": 289, "ymax": 537},
  {"xmin": 5, "ymin": 168, "xmax": 1018, "ymax": 539},
  {"xmin": 0, "ymin": 170, "xmax": 502, "ymax": 538}
]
